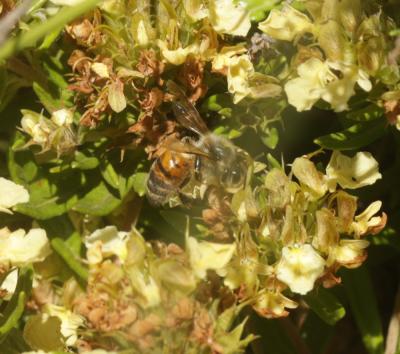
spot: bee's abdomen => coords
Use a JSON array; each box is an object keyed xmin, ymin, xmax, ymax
[{"xmin": 146, "ymin": 151, "xmax": 193, "ymax": 205}]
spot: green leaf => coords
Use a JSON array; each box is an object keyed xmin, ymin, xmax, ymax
[
  {"xmin": 0, "ymin": 268, "xmax": 33, "ymax": 340},
  {"xmin": 51, "ymin": 238, "xmax": 88, "ymax": 282},
  {"xmin": 72, "ymin": 180, "xmax": 121, "ymax": 216},
  {"xmin": 131, "ymin": 172, "xmax": 148, "ymax": 197},
  {"xmin": 314, "ymin": 119, "xmax": 386, "ymax": 150},
  {"xmin": 304, "ymin": 288, "xmax": 346, "ymax": 325},
  {"xmin": 345, "ymin": 104, "xmax": 384, "ymax": 122},
  {"xmin": 73, "ymin": 151, "xmax": 100, "ymax": 170},
  {"xmin": 23, "ymin": 315, "xmax": 63, "ymax": 351},
  {"xmin": 247, "ymin": 316, "xmax": 297, "ymax": 354},
  {"xmin": 39, "ymin": 215, "xmax": 82, "ymax": 254},
  {"xmin": 342, "ymin": 267, "xmax": 384, "ymax": 354},
  {"xmin": 202, "ymin": 94, "xmax": 233, "ymax": 112},
  {"xmin": 0, "ymin": 329, "xmax": 30, "ymax": 354},
  {"xmin": 260, "ymin": 126, "xmax": 279, "ymax": 149},
  {"xmin": 9, "ymin": 137, "xmax": 82, "ymax": 219}
]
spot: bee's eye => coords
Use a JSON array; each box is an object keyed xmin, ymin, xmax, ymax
[
  {"xmin": 221, "ymin": 166, "xmax": 245, "ymax": 189},
  {"xmin": 230, "ymin": 168, "xmax": 242, "ymax": 185}
]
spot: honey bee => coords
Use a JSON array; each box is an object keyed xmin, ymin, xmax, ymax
[{"xmin": 146, "ymin": 81, "xmax": 250, "ymax": 206}]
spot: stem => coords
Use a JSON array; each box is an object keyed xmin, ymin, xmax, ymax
[{"xmin": 0, "ymin": 0, "xmax": 103, "ymax": 62}]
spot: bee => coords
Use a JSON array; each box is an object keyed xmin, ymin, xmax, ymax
[{"xmin": 146, "ymin": 81, "xmax": 250, "ymax": 206}]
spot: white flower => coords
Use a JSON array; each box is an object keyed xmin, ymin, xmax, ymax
[
  {"xmin": 0, "ymin": 177, "xmax": 29, "ymax": 213},
  {"xmin": 51, "ymin": 109, "xmax": 74, "ymax": 127},
  {"xmin": 45, "ymin": 304, "xmax": 84, "ymax": 346},
  {"xmin": 326, "ymin": 151, "xmax": 381, "ymax": 190},
  {"xmin": 258, "ymin": 6, "xmax": 314, "ymax": 41},
  {"xmin": 0, "ymin": 228, "xmax": 50, "ymax": 266},
  {"xmin": 85, "ymin": 226, "xmax": 129, "ymax": 264},
  {"xmin": 0, "ymin": 269, "xmax": 18, "ymax": 300},
  {"xmin": 209, "ymin": 0, "xmax": 251, "ymax": 36},
  {"xmin": 276, "ymin": 244, "xmax": 325, "ymax": 295},
  {"xmin": 187, "ymin": 236, "xmax": 236, "ymax": 279}
]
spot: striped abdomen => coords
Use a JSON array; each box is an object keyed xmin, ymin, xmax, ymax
[{"xmin": 146, "ymin": 150, "xmax": 195, "ymax": 205}]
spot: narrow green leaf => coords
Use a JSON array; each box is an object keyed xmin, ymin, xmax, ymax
[
  {"xmin": 304, "ymin": 288, "xmax": 346, "ymax": 325},
  {"xmin": 0, "ymin": 268, "xmax": 33, "ymax": 339},
  {"xmin": 51, "ymin": 238, "xmax": 88, "ymax": 282},
  {"xmin": 342, "ymin": 267, "xmax": 384, "ymax": 354},
  {"xmin": 314, "ymin": 119, "xmax": 386, "ymax": 150},
  {"xmin": 0, "ymin": 0, "xmax": 103, "ymax": 62}
]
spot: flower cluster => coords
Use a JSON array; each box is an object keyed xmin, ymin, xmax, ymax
[
  {"xmin": 25, "ymin": 226, "xmax": 253, "ymax": 353},
  {"xmin": 222, "ymin": 151, "xmax": 386, "ymax": 316},
  {"xmin": 258, "ymin": 1, "xmax": 396, "ymax": 113}
]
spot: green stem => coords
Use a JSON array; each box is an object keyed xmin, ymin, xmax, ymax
[{"xmin": 0, "ymin": 0, "xmax": 102, "ymax": 62}]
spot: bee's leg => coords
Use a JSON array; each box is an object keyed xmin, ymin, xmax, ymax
[
  {"xmin": 194, "ymin": 156, "xmax": 202, "ymax": 181},
  {"xmin": 178, "ymin": 192, "xmax": 193, "ymax": 208}
]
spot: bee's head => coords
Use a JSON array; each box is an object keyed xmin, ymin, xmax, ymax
[{"xmin": 206, "ymin": 135, "xmax": 250, "ymax": 192}]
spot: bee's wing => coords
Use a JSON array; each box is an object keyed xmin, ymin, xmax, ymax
[
  {"xmin": 161, "ymin": 136, "xmax": 210, "ymax": 158},
  {"xmin": 167, "ymin": 81, "xmax": 209, "ymax": 136}
]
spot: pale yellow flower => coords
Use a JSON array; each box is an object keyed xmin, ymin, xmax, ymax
[
  {"xmin": 187, "ymin": 236, "xmax": 236, "ymax": 279},
  {"xmin": 157, "ymin": 40, "xmax": 200, "ymax": 65},
  {"xmin": 0, "ymin": 177, "xmax": 29, "ymax": 214},
  {"xmin": 276, "ymin": 244, "xmax": 325, "ymax": 295},
  {"xmin": 351, "ymin": 201, "xmax": 384, "ymax": 237},
  {"xmin": 209, "ymin": 0, "xmax": 251, "ymax": 36},
  {"xmin": 45, "ymin": 304, "xmax": 84, "ymax": 346},
  {"xmin": 284, "ymin": 58, "xmax": 372, "ymax": 112},
  {"xmin": 50, "ymin": 0, "xmax": 85, "ymax": 5},
  {"xmin": 212, "ymin": 45, "xmax": 247, "ymax": 71},
  {"xmin": 253, "ymin": 290, "xmax": 298, "ymax": 318},
  {"xmin": 227, "ymin": 54, "xmax": 255, "ymax": 103},
  {"xmin": 85, "ymin": 226, "xmax": 129, "ymax": 265},
  {"xmin": 258, "ymin": 6, "xmax": 314, "ymax": 41},
  {"xmin": 183, "ymin": 0, "xmax": 208, "ymax": 20},
  {"xmin": 51, "ymin": 109, "xmax": 74, "ymax": 127},
  {"xmin": 326, "ymin": 151, "xmax": 381, "ymax": 190},
  {"xmin": 20, "ymin": 110, "xmax": 49, "ymax": 144},
  {"xmin": 292, "ymin": 157, "xmax": 328, "ymax": 199},
  {"xmin": 321, "ymin": 62, "xmax": 372, "ymax": 112},
  {"xmin": 91, "ymin": 62, "xmax": 110, "ymax": 79},
  {"xmin": 0, "ymin": 228, "xmax": 50, "ymax": 266},
  {"xmin": 330, "ymin": 239, "xmax": 369, "ymax": 268},
  {"xmin": 284, "ymin": 58, "xmax": 336, "ymax": 111},
  {"xmin": 212, "ymin": 47, "xmax": 254, "ymax": 103},
  {"xmin": 128, "ymin": 267, "xmax": 161, "ymax": 308}
]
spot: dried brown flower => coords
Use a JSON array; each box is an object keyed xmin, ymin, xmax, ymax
[
  {"xmin": 179, "ymin": 55, "xmax": 207, "ymax": 102},
  {"xmin": 66, "ymin": 10, "xmax": 103, "ymax": 47},
  {"xmin": 137, "ymin": 49, "xmax": 165, "ymax": 82}
]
